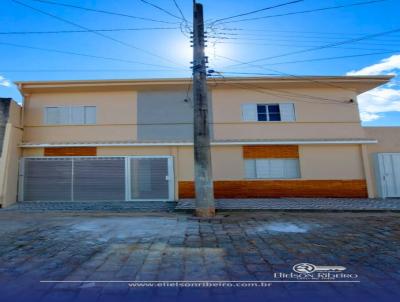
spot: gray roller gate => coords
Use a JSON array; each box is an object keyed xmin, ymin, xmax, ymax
[
  {"xmin": 73, "ymin": 158, "xmax": 126, "ymax": 201},
  {"xmin": 22, "ymin": 158, "xmax": 72, "ymax": 201},
  {"xmin": 19, "ymin": 156, "xmax": 174, "ymax": 201}
]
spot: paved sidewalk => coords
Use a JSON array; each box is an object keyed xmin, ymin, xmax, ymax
[
  {"xmin": 0, "ymin": 211, "xmax": 399, "ymax": 302},
  {"xmin": 176, "ymin": 198, "xmax": 400, "ymax": 211}
]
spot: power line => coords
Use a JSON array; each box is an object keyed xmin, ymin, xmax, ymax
[
  {"xmin": 172, "ymin": 0, "xmax": 190, "ymax": 38},
  {"xmin": 185, "ymin": 76, "xmax": 193, "ymax": 104},
  {"xmin": 0, "ymin": 69, "xmax": 189, "ymax": 73},
  {"xmin": 139, "ymin": 0, "xmax": 182, "ymax": 20},
  {"xmin": 209, "ymin": 33, "xmax": 400, "ymax": 43},
  {"xmin": 208, "ymin": 36, "xmax": 400, "ymax": 47},
  {"xmin": 177, "ymin": 3, "xmax": 192, "ymax": 97},
  {"xmin": 220, "ymin": 28, "xmax": 400, "ymax": 37},
  {"xmin": 212, "ymin": 41, "xmax": 400, "ymax": 52},
  {"xmin": 209, "ymin": 71, "xmax": 350, "ymax": 104},
  {"xmin": 212, "ymin": 71, "xmax": 280, "ymax": 76},
  {"xmin": 12, "ymin": 0, "xmax": 184, "ymax": 67},
  {"xmin": 216, "ymin": 0, "xmax": 388, "ymax": 24},
  {"xmin": 29, "ymin": 0, "xmax": 177, "ymax": 24},
  {"xmin": 0, "ymin": 27, "xmax": 180, "ymax": 35},
  {"xmin": 253, "ymin": 50, "xmax": 400, "ymax": 66},
  {"xmin": 215, "ymin": 32, "xmax": 400, "ymax": 41},
  {"xmin": 215, "ymin": 55, "xmax": 392, "ymax": 103},
  {"xmin": 173, "ymin": 0, "xmax": 189, "ymax": 28},
  {"xmin": 209, "ymin": 26, "xmax": 400, "ymax": 41},
  {"xmin": 0, "ymin": 119, "xmax": 362, "ymax": 125},
  {"xmin": 209, "ymin": 73, "xmax": 354, "ymax": 105},
  {"xmin": 209, "ymin": 0, "xmax": 303, "ymax": 25},
  {"xmin": 0, "ymin": 41, "xmax": 183, "ymax": 69},
  {"xmin": 225, "ymin": 26, "xmax": 400, "ymax": 66}
]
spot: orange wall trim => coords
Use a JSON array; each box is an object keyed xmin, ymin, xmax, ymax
[
  {"xmin": 243, "ymin": 145, "xmax": 299, "ymax": 159},
  {"xmin": 179, "ymin": 180, "xmax": 367, "ymax": 198},
  {"xmin": 44, "ymin": 147, "xmax": 97, "ymax": 156}
]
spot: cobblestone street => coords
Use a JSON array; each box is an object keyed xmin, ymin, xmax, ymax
[{"xmin": 0, "ymin": 211, "xmax": 399, "ymax": 302}]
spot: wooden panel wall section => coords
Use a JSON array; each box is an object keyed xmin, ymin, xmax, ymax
[
  {"xmin": 44, "ymin": 147, "xmax": 97, "ymax": 156},
  {"xmin": 178, "ymin": 180, "xmax": 368, "ymax": 198},
  {"xmin": 243, "ymin": 145, "xmax": 299, "ymax": 159}
]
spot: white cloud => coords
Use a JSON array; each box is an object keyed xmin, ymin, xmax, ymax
[
  {"xmin": 347, "ymin": 54, "xmax": 400, "ymax": 76},
  {"xmin": 359, "ymin": 112, "xmax": 381, "ymax": 122},
  {"xmin": 0, "ymin": 75, "xmax": 11, "ymax": 87},
  {"xmin": 346, "ymin": 54, "xmax": 400, "ymax": 122}
]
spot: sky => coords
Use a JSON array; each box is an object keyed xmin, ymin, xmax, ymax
[{"xmin": 0, "ymin": 0, "xmax": 400, "ymax": 126}]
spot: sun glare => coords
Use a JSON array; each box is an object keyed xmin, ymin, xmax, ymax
[{"xmin": 174, "ymin": 37, "xmax": 234, "ymax": 70}]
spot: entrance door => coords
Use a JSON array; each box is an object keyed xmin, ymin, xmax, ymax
[
  {"xmin": 375, "ymin": 153, "xmax": 400, "ymax": 197},
  {"xmin": 128, "ymin": 157, "xmax": 174, "ymax": 201}
]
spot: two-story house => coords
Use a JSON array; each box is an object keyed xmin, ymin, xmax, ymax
[{"xmin": 0, "ymin": 76, "xmax": 399, "ymax": 207}]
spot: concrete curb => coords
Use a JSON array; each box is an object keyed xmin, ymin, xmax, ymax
[{"xmin": 175, "ymin": 208, "xmax": 400, "ymax": 213}]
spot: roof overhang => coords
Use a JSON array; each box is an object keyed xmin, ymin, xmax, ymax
[
  {"xmin": 15, "ymin": 76, "xmax": 393, "ymax": 94},
  {"xmin": 21, "ymin": 139, "xmax": 378, "ymax": 148}
]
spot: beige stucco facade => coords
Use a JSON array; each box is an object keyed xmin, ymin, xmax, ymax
[
  {"xmin": 0, "ymin": 76, "xmax": 399, "ymax": 206},
  {"xmin": 19, "ymin": 144, "xmax": 368, "ymax": 182},
  {"xmin": 364, "ymin": 127, "xmax": 400, "ymax": 197},
  {"xmin": 23, "ymin": 91, "xmax": 138, "ymax": 143},
  {"xmin": 211, "ymin": 87, "xmax": 367, "ymax": 140},
  {"xmin": 298, "ymin": 145, "xmax": 365, "ymax": 180},
  {"xmin": 0, "ymin": 100, "xmax": 23, "ymax": 207}
]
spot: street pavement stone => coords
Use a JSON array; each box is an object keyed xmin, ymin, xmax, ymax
[{"xmin": 0, "ymin": 211, "xmax": 399, "ymax": 301}]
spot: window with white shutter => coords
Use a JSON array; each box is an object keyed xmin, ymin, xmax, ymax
[
  {"xmin": 279, "ymin": 103, "xmax": 296, "ymax": 121},
  {"xmin": 241, "ymin": 103, "xmax": 295, "ymax": 122},
  {"xmin": 70, "ymin": 106, "xmax": 84, "ymax": 124},
  {"xmin": 44, "ymin": 106, "xmax": 97, "ymax": 125},
  {"xmin": 244, "ymin": 159, "xmax": 300, "ymax": 179},
  {"xmin": 45, "ymin": 107, "xmax": 61, "ymax": 124},
  {"xmin": 59, "ymin": 107, "xmax": 70, "ymax": 124},
  {"xmin": 45, "ymin": 107, "xmax": 69, "ymax": 124},
  {"xmin": 284, "ymin": 159, "xmax": 300, "ymax": 178},
  {"xmin": 241, "ymin": 104, "xmax": 257, "ymax": 121},
  {"xmin": 84, "ymin": 106, "xmax": 96, "ymax": 124},
  {"xmin": 244, "ymin": 160, "xmax": 256, "ymax": 178}
]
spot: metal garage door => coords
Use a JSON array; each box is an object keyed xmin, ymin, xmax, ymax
[
  {"xmin": 19, "ymin": 156, "xmax": 174, "ymax": 201},
  {"xmin": 375, "ymin": 153, "xmax": 400, "ymax": 198},
  {"xmin": 23, "ymin": 158, "xmax": 72, "ymax": 201},
  {"xmin": 73, "ymin": 158, "xmax": 126, "ymax": 201}
]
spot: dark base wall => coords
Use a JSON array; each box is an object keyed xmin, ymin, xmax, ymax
[{"xmin": 179, "ymin": 180, "xmax": 368, "ymax": 198}]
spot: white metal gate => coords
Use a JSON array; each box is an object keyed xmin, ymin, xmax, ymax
[
  {"xmin": 19, "ymin": 156, "xmax": 174, "ymax": 201},
  {"xmin": 374, "ymin": 153, "xmax": 400, "ymax": 198}
]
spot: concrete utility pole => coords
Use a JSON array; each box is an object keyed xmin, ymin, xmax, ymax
[{"xmin": 192, "ymin": 1, "xmax": 215, "ymax": 217}]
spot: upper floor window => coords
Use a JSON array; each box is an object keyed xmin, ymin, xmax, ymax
[
  {"xmin": 257, "ymin": 104, "xmax": 280, "ymax": 121},
  {"xmin": 241, "ymin": 103, "xmax": 295, "ymax": 122},
  {"xmin": 44, "ymin": 106, "xmax": 96, "ymax": 125}
]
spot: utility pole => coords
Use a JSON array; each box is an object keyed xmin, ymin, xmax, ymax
[{"xmin": 192, "ymin": 0, "xmax": 215, "ymax": 217}]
